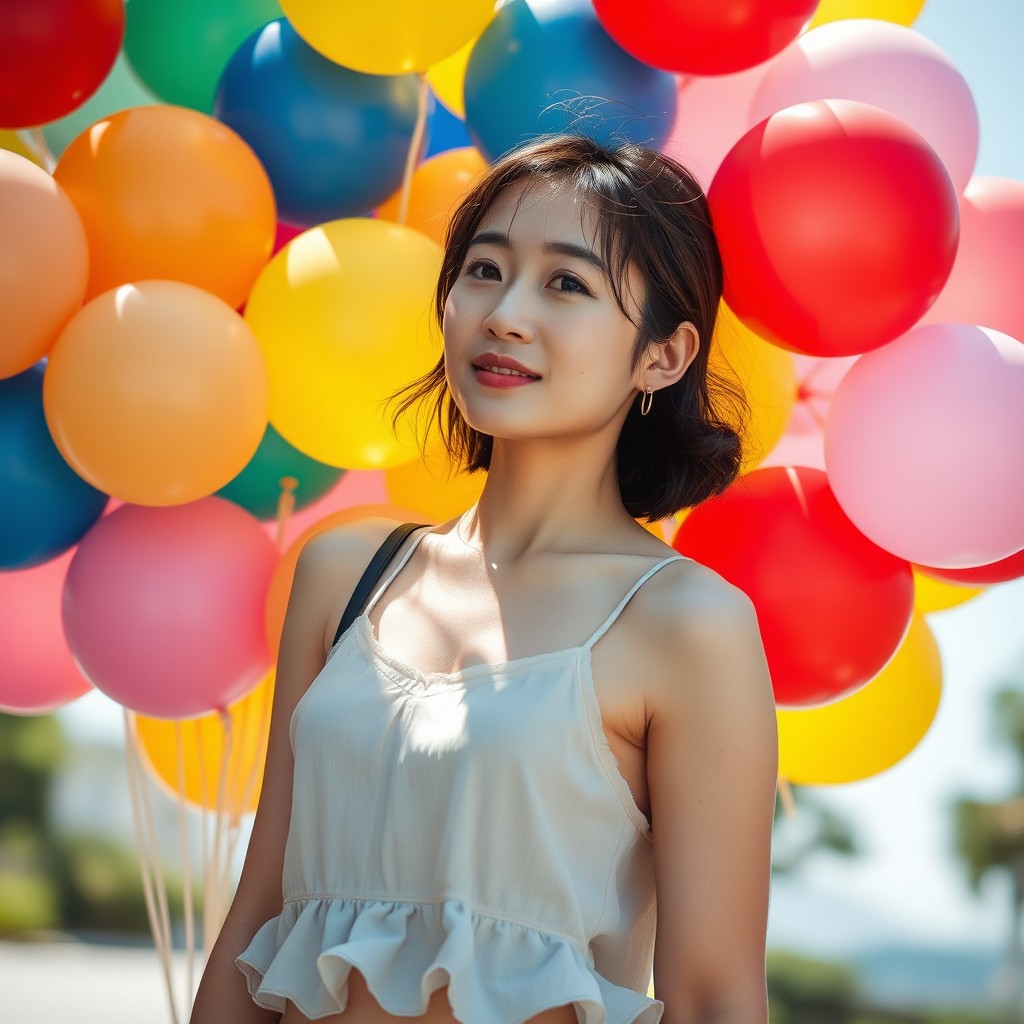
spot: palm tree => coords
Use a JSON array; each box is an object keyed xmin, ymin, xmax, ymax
[{"xmin": 952, "ymin": 685, "xmax": 1024, "ymax": 1024}]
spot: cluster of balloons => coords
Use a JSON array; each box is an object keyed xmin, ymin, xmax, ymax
[{"xmin": 2, "ymin": 0, "xmax": 1023, "ymax": 803}]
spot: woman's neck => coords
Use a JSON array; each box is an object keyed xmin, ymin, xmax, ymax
[{"xmin": 456, "ymin": 434, "xmax": 642, "ymax": 563}]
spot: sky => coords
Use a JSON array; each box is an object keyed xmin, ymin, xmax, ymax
[{"xmin": 53, "ymin": 0, "xmax": 1024, "ymax": 960}]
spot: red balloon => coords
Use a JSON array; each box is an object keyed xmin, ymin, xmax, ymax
[
  {"xmin": 708, "ymin": 99, "xmax": 959, "ymax": 357},
  {"xmin": 273, "ymin": 220, "xmax": 303, "ymax": 256},
  {"xmin": 0, "ymin": 0, "xmax": 124, "ymax": 129},
  {"xmin": 674, "ymin": 466, "xmax": 914, "ymax": 706},
  {"xmin": 916, "ymin": 547, "xmax": 1024, "ymax": 586},
  {"xmin": 593, "ymin": 0, "xmax": 817, "ymax": 75}
]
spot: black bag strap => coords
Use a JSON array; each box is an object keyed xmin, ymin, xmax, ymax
[{"xmin": 332, "ymin": 522, "xmax": 427, "ymax": 648}]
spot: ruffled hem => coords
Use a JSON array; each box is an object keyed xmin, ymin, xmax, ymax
[{"xmin": 235, "ymin": 895, "xmax": 663, "ymax": 1024}]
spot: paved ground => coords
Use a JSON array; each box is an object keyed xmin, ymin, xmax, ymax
[{"xmin": 1, "ymin": 939, "xmax": 198, "ymax": 1024}]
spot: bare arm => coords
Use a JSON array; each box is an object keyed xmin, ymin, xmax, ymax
[
  {"xmin": 189, "ymin": 518, "xmax": 404, "ymax": 1023},
  {"xmin": 645, "ymin": 576, "xmax": 778, "ymax": 1023}
]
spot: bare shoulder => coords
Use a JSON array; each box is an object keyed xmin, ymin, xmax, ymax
[
  {"xmin": 628, "ymin": 556, "xmax": 775, "ymax": 722},
  {"xmin": 297, "ymin": 517, "xmax": 425, "ymax": 657}
]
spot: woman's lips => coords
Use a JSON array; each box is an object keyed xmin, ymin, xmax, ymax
[{"xmin": 472, "ymin": 365, "xmax": 540, "ymax": 388}]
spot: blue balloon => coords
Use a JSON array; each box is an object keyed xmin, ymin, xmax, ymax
[
  {"xmin": 0, "ymin": 365, "xmax": 109, "ymax": 571},
  {"xmin": 425, "ymin": 88, "xmax": 474, "ymax": 159},
  {"xmin": 464, "ymin": 0, "xmax": 677, "ymax": 162},
  {"xmin": 214, "ymin": 19, "xmax": 423, "ymax": 226}
]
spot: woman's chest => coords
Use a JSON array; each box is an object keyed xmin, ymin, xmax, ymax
[{"xmin": 299, "ymin": 615, "xmax": 653, "ymax": 833}]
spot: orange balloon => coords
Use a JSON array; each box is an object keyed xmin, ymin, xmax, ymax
[
  {"xmin": 385, "ymin": 447, "xmax": 485, "ymax": 522},
  {"xmin": 53, "ymin": 106, "xmax": 275, "ymax": 307},
  {"xmin": 134, "ymin": 671, "xmax": 274, "ymax": 815},
  {"xmin": 377, "ymin": 147, "xmax": 488, "ymax": 246},
  {"xmin": 265, "ymin": 503, "xmax": 430, "ymax": 659},
  {"xmin": 0, "ymin": 151, "xmax": 88, "ymax": 378},
  {"xmin": 43, "ymin": 280, "xmax": 269, "ymax": 506}
]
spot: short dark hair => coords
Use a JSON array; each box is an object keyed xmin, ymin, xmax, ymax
[{"xmin": 391, "ymin": 133, "xmax": 747, "ymax": 521}]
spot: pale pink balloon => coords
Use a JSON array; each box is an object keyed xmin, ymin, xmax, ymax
[
  {"xmin": 920, "ymin": 177, "xmax": 1024, "ymax": 343},
  {"xmin": 260, "ymin": 469, "xmax": 389, "ymax": 550},
  {"xmin": 751, "ymin": 19, "xmax": 979, "ymax": 193},
  {"xmin": 662, "ymin": 62, "xmax": 775, "ymax": 190},
  {"xmin": 63, "ymin": 497, "xmax": 279, "ymax": 718},
  {"xmin": 761, "ymin": 355, "xmax": 858, "ymax": 470},
  {"xmin": 825, "ymin": 324, "xmax": 1024, "ymax": 568},
  {"xmin": 0, "ymin": 548, "xmax": 92, "ymax": 714}
]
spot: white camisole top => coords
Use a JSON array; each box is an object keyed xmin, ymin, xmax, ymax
[{"xmin": 237, "ymin": 527, "xmax": 687, "ymax": 1023}]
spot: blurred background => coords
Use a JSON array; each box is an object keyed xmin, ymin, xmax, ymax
[{"xmin": 2, "ymin": 0, "xmax": 1023, "ymax": 1022}]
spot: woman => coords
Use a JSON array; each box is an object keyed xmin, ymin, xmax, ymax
[{"xmin": 190, "ymin": 133, "xmax": 778, "ymax": 1024}]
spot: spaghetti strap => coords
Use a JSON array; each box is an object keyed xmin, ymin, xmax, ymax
[
  {"xmin": 363, "ymin": 526, "xmax": 431, "ymax": 616},
  {"xmin": 583, "ymin": 554, "xmax": 689, "ymax": 651}
]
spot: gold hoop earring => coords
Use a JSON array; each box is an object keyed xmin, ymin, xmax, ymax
[{"xmin": 640, "ymin": 383, "xmax": 653, "ymax": 417}]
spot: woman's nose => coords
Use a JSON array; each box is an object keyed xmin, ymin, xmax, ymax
[{"xmin": 482, "ymin": 284, "xmax": 534, "ymax": 342}]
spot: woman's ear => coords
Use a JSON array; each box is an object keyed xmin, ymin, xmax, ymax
[{"xmin": 639, "ymin": 321, "xmax": 700, "ymax": 393}]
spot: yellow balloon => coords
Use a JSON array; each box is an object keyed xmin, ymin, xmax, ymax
[
  {"xmin": 710, "ymin": 301, "xmax": 798, "ymax": 474},
  {"xmin": 777, "ymin": 614, "xmax": 941, "ymax": 784},
  {"xmin": 808, "ymin": 0, "xmax": 926, "ymax": 29},
  {"xmin": 386, "ymin": 447, "xmax": 485, "ymax": 522},
  {"xmin": 134, "ymin": 672, "xmax": 274, "ymax": 815},
  {"xmin": 913, "ymin": 568, "xmax": 983, "ymax": 614},
  {"xmin": 245, "ymin": 218, "xmax": 443, "ymax": 469},
  {"xmin": 280, "ymin": 0, "xmax": 496, "ymax": 75},
  {"xmin": 0, "ymin": 130, "xmax": 44, "ymax": 167},
  {"xmin": 426, "ymin": 35, "xmax": 478, "ymax": 119}
]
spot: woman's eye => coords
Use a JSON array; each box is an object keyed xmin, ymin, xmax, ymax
[
  {"xmin": 465, "ymin": 258, "xmax": 500, "ymax": 280},
  {"xmin": 554, "ymin": 273, "xmax": 589, "ymax": 296}
]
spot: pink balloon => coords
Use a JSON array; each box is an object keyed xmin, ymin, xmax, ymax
[
  {"xmin": 0, "ymin": 548, "xmax": 92, "ymax": 714},
  {"xmin": 260, "ymin": 469, "xmax": 389, "ymax": 550},
  {"xmin": 662, "ymin": 62, "xmax": 773, "ymax": 189},
  {"xmin": 63, "ymin": 497, "xmax": 279, "ymax": 718},
  {"xmin": 751, "ymin": 19, "xmax": 979, "ymax": 193},
  {"xmin": 920, "ymin": 177, "xmax": 1024, "ymax": 344},
  {"xmin": 825, "ymin": 324, "xmax": 1024, "ymax": 568},
  {"xmin": 762, "ymin": 356, "xmax": 858, "ymax": 471}
]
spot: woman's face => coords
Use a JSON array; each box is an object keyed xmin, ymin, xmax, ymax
[{"xmin": 442, "ymin": 177, "xmax": 648, "ymax": 446}]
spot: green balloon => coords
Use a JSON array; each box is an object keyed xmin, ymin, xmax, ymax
[
  {"xmin": 124, "ymin": 0, "xmax": 283, "ymax": 114},
  {"xmin": 43, "ymin": 51, "xmax": 160, "ymax": 159},
  {"xmin": 216, "ymin": 423, "xmax": 344, "ymax": 522}
]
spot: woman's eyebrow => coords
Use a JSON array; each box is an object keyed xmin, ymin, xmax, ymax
[{"xmin": 467, "ymin": 230, "xmax": 608, "ymax": 276}]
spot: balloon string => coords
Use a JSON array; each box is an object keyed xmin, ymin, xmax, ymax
[
  {"xmin": 804, "ymin": 398, "xmax": 828, "ymax": 432},
  {"xmin": 213, "ymin": 709, "xmax": 235, "ymax": 933},
  {"xmin": 232, "ymin": 680, "xmax": 273, "ymax": 887},
  {"xmin": 275, "ymin": 477, "xmax": 298, "ymax": 551},
  {"xmin": 175, "ymin": 721, "xmax": 196, "ymax": 1012},
  {"xmin": 196, "ymin": 720, "xmax": 213, "ymax": 967},
  {"xmin": 223, "ymin": 705, "xmax": 247, "ymax": 918},
  {"xmin": 16, "ymin": 128, "xmax": 56, "ymax": 173},
  {"xmin": 398, "ymin": 74, "xmax": 431, "ymax": 226},
  {"xmin": 238, "ymin": 682, "xmax": 270, "ymax": 821},
  {"xmin": 799, "ymin": 358, "xmax": 828, "ymax": 392},
  {"xmin": 777, "ymin": 775, "xmax": 797, "ymax": 820},
  {"xmin": 124, "ymin": 710, "xmax": 181, "ymax": 1024}
]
